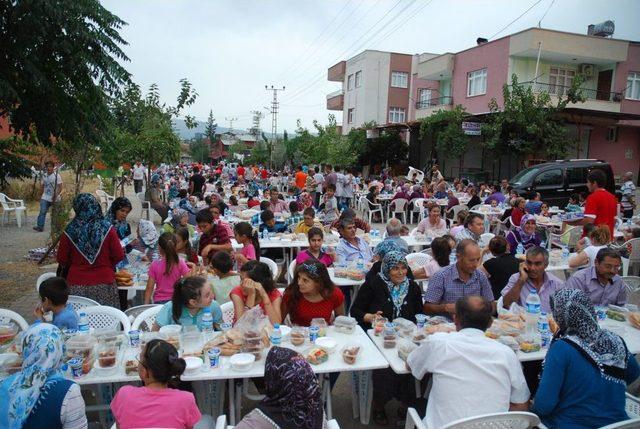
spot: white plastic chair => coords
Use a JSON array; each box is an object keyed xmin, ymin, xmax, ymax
[
  {"xmin": 623, "ymin": 277, "xmax": 640, "ymax": 307},
  {"xmin": 388, "ymin": 198, "xmax": 408, "ymax": 224},
  {"xmin": 0, "ymin": 193, "xmax": 27, "ymax": 227},
  {"xmin": 599, "ymin": 418, "xmax": 640, "ymax": 429},
  {"xmin": 406, "ymin": 252, "xmax": 432, "ymax": 269},
  {"xmin": 131, "ymin": 305, "xmax": 162, "ymax": 331},
  {"xmin": 439, "ymin": 411, "xmax": 541, "ymax": 429},
  {"xmin": 0, "ymin": 308, "xmax": 29, "ymax": 331},
  {"xmin": 480, "ymin": 232, "xmax": 495, "ymax": 247},
  {"xmin": 549, "ymin": 226, "xmax": 582, "ymax": 251},
  {"xmin": 447, "ymin": 204, "xmax": 469, "ymax": 220},
  {"xmin": 125, "ymin": 304, "xmax": 160, "ymax": 324},
  {"xmin": 67, "ymin": 295, "xmax": 100, "ymax": 312},
  {"xmin": 288, "ymin": 259, "xmax": 297, "ymax": 282},
  {"xmin": 360, "ymin": 196, "xmax": 383, "ymax": 224},
  {"xmin": 260, "ymin": 257, "xmax": 279, "ymax": 280},
  {"xmin": 626, "ymin": 392, "xmax": 640, "ymax": 418},
  {"xmin": 95, "ymin": 189, "xmax": 115, "ymax": 212},
  {"xmin": 410, "ymin": 198, "xmax": 425, "ymax": 224},
  {"xmin": 137, "ymin": 192, "xmax": 151, "ymax": 221},
  {"xmin": 35, "ymin": 272, "xmax": 57, "ymax": 293},
  {"xmin": 620, "ymin": 238, "xmax": 640, "ymax": 277},
  {"xmin": 220, "ymin": 301, "xmax": 234, "ymax": 325},
  {"xmin": 82, "ymin": 305, "xmax": 131, "ymax": 332}
]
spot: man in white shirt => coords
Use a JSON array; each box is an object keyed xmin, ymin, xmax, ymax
[
  {"xmin": 131, "ymin": 161, "xmax": 146, "ymax": 194},
  {"xmin": 35, "ymin": 161, "xmax": 63, "ymax": 232},
  {"xmin": 407, "ymin": 295, "xmax": 530, "ymax": 428},
  {"xmin": 313, "ymin": 168, "xmax": 324, "ymax": 207}
]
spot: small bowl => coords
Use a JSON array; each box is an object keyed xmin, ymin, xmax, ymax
[
  {"xmin": 314, "ymin": 337, "xmax": 337, "ymax": 354},
  {"xmin": 183, "ymin": 356, "xmax": 203, "ymax": 373},
  {"xmin": 230, "ymin": 353, "xmax": 255, "ymax": 372},
  {"xmin": 279, "ymin": 325, "xmax": 292, "ymax": 337}
]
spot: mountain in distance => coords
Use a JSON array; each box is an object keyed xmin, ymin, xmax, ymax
[{"xmin": 171, "ymin": 119, "xmax": 280, "ymax": 140}]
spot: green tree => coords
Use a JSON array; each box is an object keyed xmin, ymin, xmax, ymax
[
  {"xmin": 482, "ymin": 74, "xmax": 586, "ymax": 160},
  {"xmin": 205, "ymin": 110, "xmax": 217, "ymax": 143},
  {"xmin": 0, "ymin": 0, "xmax": 130, "ymax": 145},
  {"xmin": 190, "ymin": 137, "xmax": 210, "ymax": 163},
  {"xmin": 249, "ymin": 138, "xmax": 270, "ymax": 165},
  {"xmin": 419, "ymin": 105, "xmax": 471, "ymax": 171},
  {"xmin": 0, "ymin": 137, "xmax": 34, "ymax": 188}
]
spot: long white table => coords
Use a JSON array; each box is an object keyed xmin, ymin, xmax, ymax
[{"xmin": 67, "ymin": 326, "xmax": 388, "ymax": 425}]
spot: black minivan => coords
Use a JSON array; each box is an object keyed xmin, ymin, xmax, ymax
[{"xmin": 509, "ymin": 159, "xmax": 615, "ymax": 207}]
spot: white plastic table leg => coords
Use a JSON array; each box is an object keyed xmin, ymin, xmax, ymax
[
  {"xmin": 228, "ymin": 379, "xmax": 236, "ymax": 426},
  {"xmin": 357, "ymin": 370, "xmax": 373, "ymax": 425},
  {"xmin": 350, "ymin": 372, "xmax": 360, "ymax": 420},
  {"xmin": 16, "ymin": 210, "xmax": 22, "ymax": 228},
  {"xmin": 322, "ymin": 374, "xmax": 333, "ymax": 420}
]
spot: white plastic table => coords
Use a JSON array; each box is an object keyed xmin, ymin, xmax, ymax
[{"xmin": 68, "ymin": 326, "xmax": 388, "ymax": 425}]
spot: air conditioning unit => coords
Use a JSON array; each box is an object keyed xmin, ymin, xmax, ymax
[{"xmin": 579, "ymin": 64, "xmax": 595, "ymax": 78}]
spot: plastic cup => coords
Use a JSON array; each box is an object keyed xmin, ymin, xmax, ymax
[
  {"xmin": 69, "ymin": 357, "xmax": 84, "ymax": 378},
  {"xmin": 208, "ymin": 348, "xmax": 221, "ymax": 369}
]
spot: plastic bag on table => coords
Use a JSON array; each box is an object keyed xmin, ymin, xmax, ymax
[
  {"xmin": 393, "ymin": 318, "xmax": 417, "ymax": 338},
  {"xmin": 234, "ymin": 305, "xmax": 272, "ymax": 349}
]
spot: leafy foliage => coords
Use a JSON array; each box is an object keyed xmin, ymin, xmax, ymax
[
  {"xmin": 0, "ymin": 0, "xmax": 131, "ymax": 144},
  {"xmin": 204, "ymin": 110, "xmax": 217, "ymax": 143},
  {"xmin": 0, "ymin": 137, "xmax": 34, "ymax": 188},
  {"xmin": 419, "ymin": 105, "xmax": 471, "ymax": 159},
  {"xmin": 189, "ymin": 137, "xmax": 210, "ymax": 163}
]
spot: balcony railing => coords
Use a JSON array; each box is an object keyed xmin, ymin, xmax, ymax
[
  {"xmin": 326, "ymin": 89, "xmax": 344, "ymax": 99},
  {"xmin": 516, "ymin": 81, "xmax": 623, "ymax": 102},
  {"xmin": 415, "ymin": 96, "xmax": 453, "ymax": 110}
]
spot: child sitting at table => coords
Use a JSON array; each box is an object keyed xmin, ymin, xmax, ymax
[
  {"xmin": 258, "ymin": 210, "xmax": 287, "ymax": 234},
  {"xmin": 233, "ymin": 221, "xmax": 259, "ymax": 269},
  {"xmin": 209, "ymin": 251, "xmax": 240, "ymax": 305},
  {"xmin": 230, "ymin": 260, "xmax": 282, "ymax": 325},
  {"xmin": 34, "ymin": 276, "xmax": 78, "ymax": 330},
  {"xmin": 153, "ymin": 276, "xmax": 222, "ymax": 331},
  {"xmin": 281, "ymin": 260, "xmax": 344, "ymax": 326},
  {"xmin": 566, "ymin": 193, "xmax": 582, "ymax": 213},
  {"xmin": 295, "ymin": 227, "xmax": 334, "ymax": 267},
  {"xmin": 111, "ymin": 339, "xmax": 203, "ymax": 429},
  {"xmin": 174, "ymin": 226, "xmax": 199, "ymax": 264},
  {"xmin": 145, "ymin": 232, "xmax": 191, "ymax": 305}
]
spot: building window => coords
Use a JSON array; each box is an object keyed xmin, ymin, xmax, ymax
[
  {"xmin": 467, "ymin": 68, "xmax": 487, "ymax": 97},
  {"xmin": 391, "ymin": 71, "xmax": 408, "ymax": 88},
  {"xmin": 419, "ymin": 89, "xmax": 432, "ymax": 107},
  {"xmin": 607, "ymin": 126, "xmax": 618, "ymax": 142},
  {"xmin": 355, "ymin": 71, "xmax": 362, "ymax": 88},
  {"xmin": 347, "ymin": 74, "xmax": 354, "ymax": 91},
  {"xmin": 388, "ymin": 107, "xmax": 406, "ymax": 123},
  {"xmin": 549, "ymin": 67, "xmax": 575, "ymax": 96},
  {"xmin": 347, "ymin": 108, "xmax": 355, "ymax": 124},
  {"xmin": 627, "ymin": 72, "xmax": 640, "ymax": 100}
]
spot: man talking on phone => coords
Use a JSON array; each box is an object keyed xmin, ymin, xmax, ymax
[{"xmin": 501, "ymin": 247, "xmax": 564, "ymax": 313}]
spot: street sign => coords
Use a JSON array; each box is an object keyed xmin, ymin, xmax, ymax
[{"xmin": 462, "ymin": 122, "xmax": 481, "ymax": 135}]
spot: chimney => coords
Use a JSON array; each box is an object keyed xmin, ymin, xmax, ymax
[{"xmin": 476, "ymin": 37, "xmax": 488, "ymax": 45}]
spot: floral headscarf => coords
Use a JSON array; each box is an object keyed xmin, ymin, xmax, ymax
[
  {"xmin": 170, "ymin": 208, "xmax": 188, "ymax": 229},
  {"xmin": 138, "ymin": 219, "xmax": 159, "ymax": 248},
  {"xmin": 374, "ymin": 237, "xmax": 407, "ymax": 258},
  {"xmin": 378, "ymin": 250, "xmax": 410, "ymax": 319},
  {"xmin": 550, "ymin": 289, "xmax": 628, "ymax": 384},
  {"xmin": 258, "ymin": 347, "xmax": 323, "ymax": 429},
  {"xmin": 516, "ymin": 214, "xmax": 537, "ymax": 242},
  {"xmin": 108, "ymin": 197, "xmax": 132, "ymax": 239},
  {"xmin": 150, "ymin": 174, "xmax": 161, "ymax": 186},
  {"xmin": 64, "ymin": 193, "xmax": 113, "ymax": 264},
  {"xmin": 0, "ymin": 324, "xmax": 66, "ymax": 429}
]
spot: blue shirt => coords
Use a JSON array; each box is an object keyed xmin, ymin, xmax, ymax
[
  {"xmin": 525, "ymin": 200, "xmax": 543, "ymax": 215},
  {"xmin": 425, "ymin": 264, "xmax": 494, "ymax": 305},
  {"xmin": 259, "ymin": 221, "xmax": 288, "ymax": 234},
  {"xmin": 336, "ymin": 237, "xmax": 373, "ymax": 263},
  {"xmin": 52, "ymin": 304, "xmax": 78, "ymax": 330},
  {"xmin": 532, "ymin": 339, "xmax": 640, "ymax": 429},
  {"xmin": 156, "ymin": 301, "xmax": 222, "ymax": 330}
]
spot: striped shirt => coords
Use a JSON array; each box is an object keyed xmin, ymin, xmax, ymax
[
  {"xmin": 425, "ymin": 263, "xmax": 494, "ymax": 304},
  {"xmin": 61, "ymin": 383, "xmax": 88, "ymax": 429}
]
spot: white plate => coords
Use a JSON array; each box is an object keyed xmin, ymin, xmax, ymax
[
  {"xmin": 314, "ymin": 337, "xmax": 337, "ymax": 354},
  {"xmin": 230, "ymin": 353, "xmax": 255, "ymax": 372},
  {"xmin": 184, "ymin": 356, "xmax": 203, "ymax": 373}
]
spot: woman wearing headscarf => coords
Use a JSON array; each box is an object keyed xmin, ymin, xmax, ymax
[
  {"xmin": 108, "ymin": 197, "xmax": 135, "ymax": 310},
  {"xmin": 57, "ymin": 193, "xmax": 124, "ymax": 307},
  {"xmin": 350, "ymin": 251, "xmax": 423, "ymax": 425},
  {"xmin": 145, "ymin": 173, "xmax": 169, "ymax": 221},
  {"xmin": 532, "ymin": 289, "xmax": 640, "ymax": 428},
  {"xmin": 0, "ymin": 323, "xmax": 87, "ymax": 429},
  {"xmin": 136, "ymin": 219, "xmax": 159, "ymax": 259},
  {"xmin": 235, "ymin": 347, "xmax": 324, "ymax": 429},
  {"xmin": 161, "ymin": 208, "xmax": 195, "ymax": 237},
  {"xmin": 506, "ymin": 214, "xmax": 541, "ymax": 255}
]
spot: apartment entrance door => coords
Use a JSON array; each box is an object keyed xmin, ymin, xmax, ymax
[{"xmin": 597, "ymin": 70, "xmax": 613, "ymax": 101}]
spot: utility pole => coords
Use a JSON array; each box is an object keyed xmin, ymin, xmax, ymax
[
  {"xmin": 265, "ymin": 85, "xmax": 285, "ymax": 169},
  {"xmin": 249, "ymin": 110, "xmax": 263, "ymax": 139},
  {"xmin": 225, "ymin": 116, "xmax": 238, "ymax": 134}
]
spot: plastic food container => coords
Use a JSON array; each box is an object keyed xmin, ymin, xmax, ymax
[
  {"xmin": 97, "ymin": 342, "xmax": 118, "ymax": 368},
  {"xmin": 140, "ymin": 332, "xmax": 163, "ymax": 350},
  {"xmin": 0, "ymin": 324, "xmax": 18, "ymax": 346},
  {"xmin": 230, "ymin": 353, "xmax": 255, "ymax": 372},
  {"xmin": 183, "ymin": 356, "xmax": 203, "ymax": 374},
  {"xmin": 159, "ymin": 325, "xmax": 182, "ymax": 349},
  {"xmin": 397, "ymin": 339, "xmax": 417, "ymax": 362},
  {"xmin": 181, "ymin": 332, "xmax": 204, "ymax": 359},
  {"xmin": 314, "ymin": 337, "xmax": 337, "ymax": 354},
  {"xmin": 289, "ymin": 327, "xmax": 307, "ymax": 346},
  {"xmin": 333, "ymin": 316, "xmax": 357, "ymax": 334},
  {"xmin": 310, "ymin": 318, "xmax": 327, "ymax": 337},
  {"xmin": 244, "ymin": 330, "xmax": 263, "ymax": 348},
  {"xmin": 305, "ymin": 347, "xmax": 329, "ymax": 365},
  {"xmin": 341, "ymin": 344, "xmax": 361, "ymax": 365},
  {"xmin": 65, "ymin": 334, "xmax": 96, "ymax": 375},
  {"xmin": 0, "ymin": 353, "xmax": 22, "ymax": 376},
  {"xmin": 373, "ymin": 317, "xmax": 388, "ymax": 336}
]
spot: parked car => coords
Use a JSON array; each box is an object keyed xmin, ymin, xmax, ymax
[{"xmin": 509, "ymin": 159, "xmax": 615, "ymax": 207}]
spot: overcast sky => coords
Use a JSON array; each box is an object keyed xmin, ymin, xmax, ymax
[{"xmin": 102, "ymin": 0, "xmax": 640, "ymax": 134}]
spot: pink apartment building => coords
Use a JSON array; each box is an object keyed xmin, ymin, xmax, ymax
[{"xmin": 329, "ymin": 27, "xmax": 640, "ymax": 181}]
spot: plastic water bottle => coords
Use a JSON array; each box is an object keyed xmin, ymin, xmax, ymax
[
  {"xmin": 562, "ymin": 246, "xmax": 570, "ymax": 263},
  {"xmin": 540, "ymin": 328, "xmax": 551, "ymax": 348},
  {"xmin": 78, "ymin": 312, "xmax": 90, "ymax": 333},
  {"xmin": 483, "ymin": 215, "xmax": 490, "ymax": 233},
  {"xmin": 525, "ymin": 290, "xmax": 541, "ymax": 338},
  {"xmin": 516, "ymin": 242, "xmax": 525, "ymax": 256},
  {"xmin": 262, "ymin": 229, "xmax": 269, "ymax": 240},
  {"xmin": 356, "ymin": 257, "xmax": 365, "ymax": 273},
  {"xmin": 537, "ymin": 312, "xmax": 549, "ymax": 333},
  {"xmin": 201, "ymin": 308, "xmax": 213, "ymax": 333},
  {"xmin": 270, "ymin": 324, "xmax": 282, "ymax": 346},
  {"xmin": 449, "ymin": 251, "xmax": 457, "ymax": 265}
]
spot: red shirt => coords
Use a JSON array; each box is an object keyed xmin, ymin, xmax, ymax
[
  {"xmin": 584, "ymin": 188, "xmax": 617, "ymax": 238},
  {"xmin": 510, "ymin": 207, "xmax": 525, "ymax": 227},
  {"xmin": 229, "ymin": 286, "xmax": 282, "ymax": 322},
  {"xmin": 57, "ymin": 228, "xmax": 124, "ymax": 286},
  {"xmin": 283, "ymin": 287, "xmax": 344, "ymax": 326},
  {"xmin": 198, "ymin": 224, "xmax": 231, "ymax": 262},
  {"xmin": 294, "ymin": 171, "xmax": 307, "ymax": 190},
  {"xmin": 237, "ymin": 166, "xmax": 245, "ymax": 177},
  {"xmin": 247, "ymin": 199, "xmax": 260, "ymax": 208},
  {"xmin": 261, "ymin": 169, "xmax": 268, "ymax": 179}
]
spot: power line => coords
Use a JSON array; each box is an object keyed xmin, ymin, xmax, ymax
[
  {"xmin": 538, "ymin": 0, "xmax": 555, "ymax": 27},
  {"xmin": 489, "ymin": 0, "xmax": 544, "ymax": 40}
]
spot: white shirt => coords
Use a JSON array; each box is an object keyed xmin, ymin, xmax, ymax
[
  {"xmin": 132, "ymin": 164, "xmax": 146, "ymax": 180},
  {"xmin": 584, "ymin": 245, "xmax": 606, "ymax": 266},
  {"xmin": 407, "ymin": 328, "xmax": 530, "ymax": 429},
  {"xmin": 42, "ymin": 172, "xmax": 63, "ymax": 202},
  {"xmin": 335, "ymin": 173, "xmax": 345, "ymax": 197},
  {"xmin": 313, "ymin": 173, "xmax": 324, "ymax": 193}
]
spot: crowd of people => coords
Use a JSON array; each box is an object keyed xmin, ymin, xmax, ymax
[{"xmin": 3, "ymin": 160, "xmax": 640, "ymax": 429}]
